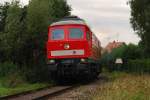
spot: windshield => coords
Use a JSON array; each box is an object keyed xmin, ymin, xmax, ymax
[
  {"xmin": 51, "ymin": 29, "xmax": 64, "ymax": 40},
  {"xmin": 69, "ymin": 28, "xmax": 84, "ymax": 39}
]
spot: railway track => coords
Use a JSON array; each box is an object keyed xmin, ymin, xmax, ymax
[
  {"xmin": 0, "ymin": 85, "xmax": 77, "ymax": 100},
  {"xmin": 0, "ymin": 75, "xmax": 106, "ymax": 100},
  {"xmin": 34, "ymin": 86, "xmax": 77, "ymax": 100}
]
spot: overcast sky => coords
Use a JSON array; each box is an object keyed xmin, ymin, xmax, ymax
[{"xmin": 1, "ymin": 0, "xmax": 140, "ymax": 47}]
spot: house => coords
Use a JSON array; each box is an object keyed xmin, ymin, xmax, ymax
[{"xmin": 105, "ymin": 41, "xmax": 125, "ymax": 53}]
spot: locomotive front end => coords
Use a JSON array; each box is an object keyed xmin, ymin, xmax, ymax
[{"xmin": 46, "ymin": 16, "xmax": 101, "ymax": 79}]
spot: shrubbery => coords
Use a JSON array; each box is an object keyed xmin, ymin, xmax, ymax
[
  {"xmin": 0, "ymin": 62, "xmax": 25, "ymax": 87},
  {"xmin": 100, "ymin": 44, "xmax": 148, "ymax": 74},
  {"xmin": 0, "ymin": 62, "xmax": 18, "ymax": 78},
  {"xmin": 126, "ymin": 59, "xmax": 150, "ymax": 74}
]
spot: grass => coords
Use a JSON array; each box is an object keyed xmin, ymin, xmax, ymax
[
  {"xmin": 90, "ymin": 72, "xmax": 150, "ymax": 100},
  {"xmin": 0, "ymin": 70, "xmax": 53, "ymax": 97},
  {"xmin": 0, "ymin": 83, "xmax": 51, "ymax": 97}
]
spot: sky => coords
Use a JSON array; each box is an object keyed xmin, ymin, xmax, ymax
[{"xmin": 0, "ymin": 0, "xmax": 140, "ymax": 47}]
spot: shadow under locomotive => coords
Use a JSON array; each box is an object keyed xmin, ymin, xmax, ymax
[{"xmin": 48, "ymin": 58, "xmax": 101, "ymax": 81}]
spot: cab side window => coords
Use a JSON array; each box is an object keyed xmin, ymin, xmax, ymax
[{"xmin": 86, "ymin": 31, "xmax": 91, "ymax": 41}]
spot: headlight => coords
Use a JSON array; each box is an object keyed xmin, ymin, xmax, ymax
[
  {"xmin": 81, "ymin": 58, "xmax": 86, "ymax": 62},
  {"xmin": 48, "ymin": 59, "xmax": 55, "ymax": 64},
  {"xmin": 64, "ymin": 44, "xmax": 70, "ymax": 49}
]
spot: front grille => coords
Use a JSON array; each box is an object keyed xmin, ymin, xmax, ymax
[
  {"xmin": 60, "ymin": 59, "xmax": 80, "ymax": 64},
  {"xmin": 61, "ymin": 59, "xmax": 74, "ymax": 64}
]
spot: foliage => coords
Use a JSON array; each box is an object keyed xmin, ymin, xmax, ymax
[
  {"xmin": 129, "ymin": 0, "xmax": 150, "ymax": 57},
  {"xmin": 4, "ymin": 1, "xmax": 26, "ymax": 65},
  {"xmin": 0, "ymin": 2, "xmax": 10, "ymax": 62},
  {"xmin": 88, "ymin": 73, "xmax": 150, "ymax": 100},
  {"xmin": 111, "ymin": 44, "xmax": 142, "ymax": 60},
  {"xmin": 101, "ymin": 43, "xmax": 150, "ymax": 74},
  {"xmin": 0, "ymin": 83, "xmax": 51, "ymax": 97},
  {"xmin": 0, "ymin": 62, "xmax": 25, "ymax": 88},
  {"xmin": 0, "ymin": 2, "xmax": 9, "ymax": 32},
  {"xmin": 101, "ymin": 44, "xmax": 141, "ymax": 63},
  {"xmin": 24, "ymin": 0, "xmax": 71, "ymax": 82},
  {"xmin": 126, "ymin": 59, "xmax": 150, "ymax": 74},
  {"xmin": 0, "ymin": 0, "xmax": 71, "ymax": 82},
  {"xmin": 101, "ymin": 44, "xmax": 142, "ymax": 72},
  {"xmin": 0, "ymin": 62, "xmax": 18, "ymax": 78}
]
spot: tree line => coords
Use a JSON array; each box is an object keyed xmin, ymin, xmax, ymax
[
  {"xmin": 129, "ymin": 0, "xmax": 150, "ymax": 58},
  {"xmin": 0, "ymin": 0, "xmax": 71, "ymax": 82}
]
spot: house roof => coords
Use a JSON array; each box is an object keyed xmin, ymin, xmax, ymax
[{"xmin": 105, "ymin": 41, "xmax": 125, "ymax": 53}]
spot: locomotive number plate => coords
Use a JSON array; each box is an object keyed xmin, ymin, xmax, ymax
[{"xmin": 51, "ymin": 50, "xmax": 84, "ymax": 56}]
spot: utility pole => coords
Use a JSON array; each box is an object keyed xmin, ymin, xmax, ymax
[{"xmin": 116, "ymin": 33, "xmax": 119, "ymax": 42}]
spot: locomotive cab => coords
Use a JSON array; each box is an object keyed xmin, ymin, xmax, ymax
[
  {"xmin": 47, "ymin": 25, "xmax": 91, "ymax": 59},
  {"xmin": 46, "ymin": 16, "xmax": 101, "ymax": 79}
]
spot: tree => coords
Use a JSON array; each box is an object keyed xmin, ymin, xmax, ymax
[
  {"xmin": 101, "ymin": 44, "xmax": 142, "ymax": 71},
  {"xmin": 24, "ymin": 0, "xmax": 71, "ymax": 81},
  {"xmin": 26, "ymin": 0, "xmax": 71, "ymax": 65},
  {"xmin": 4, "ymin": 0, "xmax": 27, "ymax": 65},
  {"xmin": 129, "ymin": 0, "xmax": 150, "ymax": 57},
  {"xmin": 110, "ymin": 44, "xmax": 142, "ymax": 61},
  {"xmin": 0, "ymin": 2, "xmax": 10, "ymax": 62},
  {"xmin": 0, "ymin": 2, "xmax": 9, "ymax": 32},
  {"xmin": 0, "ymin": 0, "xmax": 71, "ymax": 82}
]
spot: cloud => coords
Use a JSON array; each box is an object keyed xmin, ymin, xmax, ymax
[{"xmin": 0, "ymin": 0, "xmax": 140, "ymax": 46}]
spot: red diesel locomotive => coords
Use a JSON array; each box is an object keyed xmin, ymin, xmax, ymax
[{"xmin": 46, "ymin": 16, "xmax": 101, "ymax": 79}]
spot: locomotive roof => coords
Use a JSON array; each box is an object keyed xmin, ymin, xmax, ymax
[{"xmin": 50, "ymin": 16, "xmax": 87, "ymax": 26}]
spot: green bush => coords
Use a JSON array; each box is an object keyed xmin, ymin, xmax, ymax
[
  {"xmin": 0, "ymin": 62, "xmax": 18, "ymax": 77},
  {"xmin": 1, "ymin": 72, "xmax": 25, "ymax": 88},
  {"xmin": 125, "ymin": 59, "xmax": 150, "ymax": 74},
  {"xmin": 0, "ymin": 62, "xmax": 26, "ymax": 87},
  {"xmin": 100, "ymin": 44, "xmax": 143, "ymax": 72}
]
